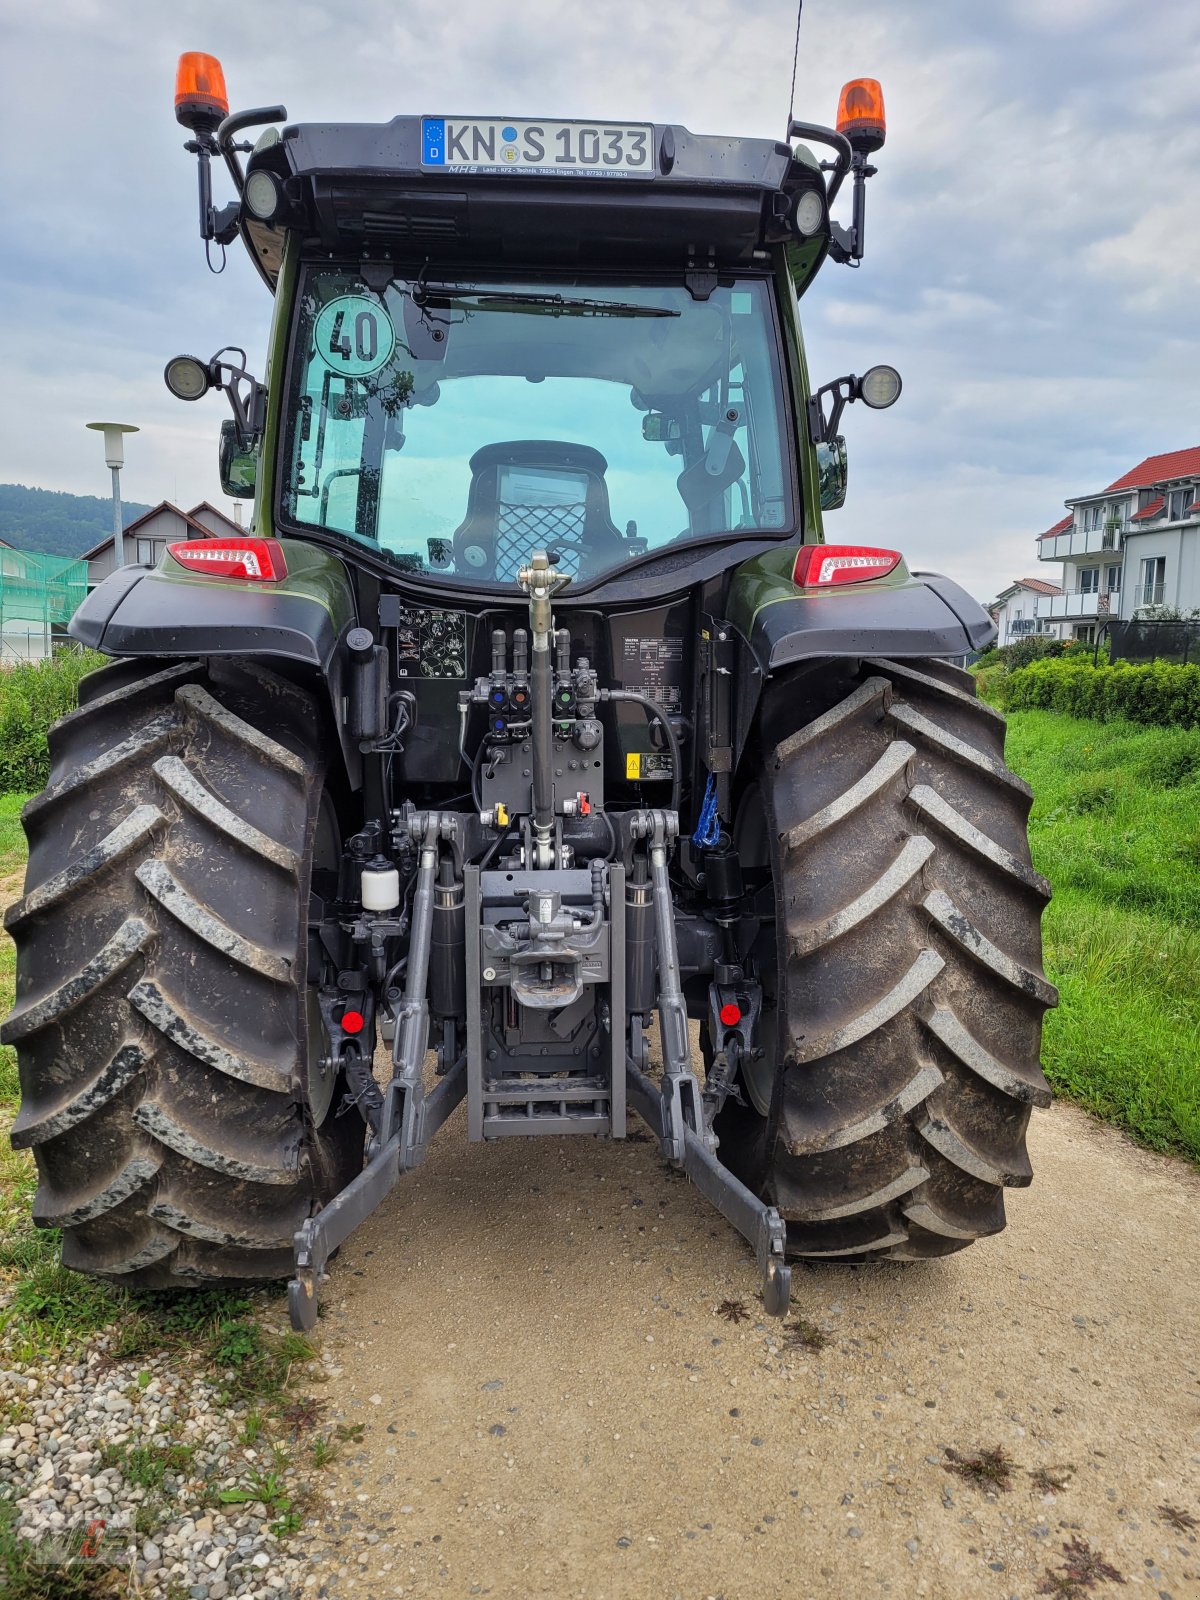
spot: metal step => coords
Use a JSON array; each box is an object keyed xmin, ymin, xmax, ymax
[
  {"xmin": 481, "ymin": 1074, "xmax": 610, "ymax": 1138},
  {"xmin": 483, "ymin": 1075, "xmax": 608, "ymax": 1102}
]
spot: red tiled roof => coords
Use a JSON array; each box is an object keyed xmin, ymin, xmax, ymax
[
  {"xmin": 995, "ymin": 577, "xmax": 1063, "ymax": 602},
  {"xmin": 1130, "ymin": 496, "xmax": 1165, "ymax": 523},
  {"xmin": 1018, "ymin": 577, "xmax": 1062, "ymax": 595},
  {"xmin": 1038, "ymin": 513, "xmax": 1073, "ymax": 541},
  {"xmin": 1104, "ymin": 446, "xmax": 1200, "ymax": 493}
]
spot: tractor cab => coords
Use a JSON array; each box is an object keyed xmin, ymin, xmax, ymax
[{"xmin": 165, "ymin": 60, "xmax": 900, "ymax": 598}]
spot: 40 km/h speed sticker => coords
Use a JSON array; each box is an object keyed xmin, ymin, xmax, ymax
[{"xmin": 313, "ymin": 295, "xmax": 395, "ymax": 378}]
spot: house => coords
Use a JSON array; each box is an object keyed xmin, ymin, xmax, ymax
[
  {"xmin": 987, "ymin": 579, "xmax": 1066, "ymax": 646},
  {"xmin": 81, "ymin": 499, "xmax": 242, "ymax": 591},
  {"xmin": 185, "ymin": 501, "xmax": 244, "ymax": 539},
  {"xmin": 1035, "ymin": 446, "xmax": 1200, "ymax": 642}
]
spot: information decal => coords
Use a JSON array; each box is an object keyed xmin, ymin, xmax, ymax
[{"xmin": 622, "ymin": 635, "xmax": 684, "ymax": 714}]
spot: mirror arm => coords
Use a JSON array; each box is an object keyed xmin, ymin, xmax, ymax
[
  {"xmin": 807, "ymin": 375, "xmax": 861, "ymax": 446},
  {"xmin": 210, "ymin": 354, "xmax": 267, "ymax": 446},
  {"xmin": 226, "ymin": 377, "xmax": 267, "ymax": 445}
]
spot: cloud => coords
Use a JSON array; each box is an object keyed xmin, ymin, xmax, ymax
[{"xmin": 0, "ymin": 0, "xmax": 1195, "ymax": 608}]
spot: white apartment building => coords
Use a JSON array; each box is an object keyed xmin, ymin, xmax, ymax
[
  {"xmin": 988, "ymin": 578, "xmax": 1066, "ymax": 645},
  {"xmin": 1034, "ymin": 446, "xmax": 1200, "ymax": 642}
]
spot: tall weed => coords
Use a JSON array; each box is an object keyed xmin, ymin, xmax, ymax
[{"xmin": 0, "ymin": 652, "xmax": 105, "ymax": 790}]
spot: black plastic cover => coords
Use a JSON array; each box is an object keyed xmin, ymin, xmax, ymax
[
  {"xmin": 263, "ymin": 118, "xmax": 819, "ymax": 269},
  {"xmin": 749, "ymin": 574, "xmax": 996, "ymax": 670},
  {"xmin": 71, "ymin": 570, "xmax": 339, "ymax": 666}
]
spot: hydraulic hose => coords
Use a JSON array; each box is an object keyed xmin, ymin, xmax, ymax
[
  {"xmin": 478, "ymin": 814, "xmax": 517, "ymax": 872},
  {"xmin": 602, "ymin": 689, "xmax": 683, "ymax": 818}
]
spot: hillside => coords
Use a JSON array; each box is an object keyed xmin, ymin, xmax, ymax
[{"xmin": 0, "ymin": 483, "xmax": 153, "ymax": 558}]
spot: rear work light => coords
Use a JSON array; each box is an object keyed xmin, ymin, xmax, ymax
[
  {"xmin": 168, "ymin": 538, "xmax": 288, "ymax": 582},
  {"xmin": 792, "ymin": 544, "xmax": 901, "ymax": 588}
]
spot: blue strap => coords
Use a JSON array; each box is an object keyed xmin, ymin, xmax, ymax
[{"xmin": 691, "ymin": 772, "xmax": 722, "ymax": 850}]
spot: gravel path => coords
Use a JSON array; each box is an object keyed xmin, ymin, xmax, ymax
[
  {"xmin": 0, "ymin": 1326, "xmax": 308, "ymax": 1597},
  {"xmin": 299, "ymin": 1093, "xmax": 1200, "ymax": 1600}
]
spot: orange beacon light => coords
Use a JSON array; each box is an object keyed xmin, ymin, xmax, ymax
[
  {"xmin": 175, "ymin": 52, "xmax": 229, "ymax": 133},
  {"xmin": 836, "ymin": 78, "xmax": 886, "ymax": 154}
]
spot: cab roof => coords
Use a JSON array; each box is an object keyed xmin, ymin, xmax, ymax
[{"xmin": 242, "ymin": 116, "xmax": 827, "ymax": 289}]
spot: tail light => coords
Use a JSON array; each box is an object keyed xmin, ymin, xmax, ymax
[
  {"xmin": 792, "ymin": 544, "xmax": 901, "ymax": 589},
  {"xmin": 167, "ymin": 538, "xmax": 288, "ymax": 582}
]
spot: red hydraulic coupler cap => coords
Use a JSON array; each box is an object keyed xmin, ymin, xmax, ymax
[{"xmin": 341, "ymin": 1009, "xmax": 365, "ymax": 1035}]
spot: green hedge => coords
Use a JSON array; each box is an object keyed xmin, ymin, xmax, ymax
[
  {"xmin": 1000, "ymin": 634, "xmax": 1066, "ymax": 670},
  {"xmin": 1005, "ymin": 656, "xmax": 1200, "ymax": 729},
  {"xmin": 0, "ymin": 651, "xmax": 106, "ymax": 791}
]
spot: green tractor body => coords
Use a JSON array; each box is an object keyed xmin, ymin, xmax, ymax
[{"xmin": 5, "ymin": 68, "xmax": 1052, "ymax": 1326}]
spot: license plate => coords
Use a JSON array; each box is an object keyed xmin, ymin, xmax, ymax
[{"xmin": 421, "ymin": 118, "xmax": 655, "ymax": 178}]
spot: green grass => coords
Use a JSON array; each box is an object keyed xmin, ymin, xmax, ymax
[
  {"xmin": 1003, "ymin": 710, "xmax": 1200, "ymax": 1160},
  {"xmin": 98, "ymin": 1441, "xmax": 197, "ymax": 1491},
  {"xmin": 0, "ymin": 1267, "xmax": 312, "ymax": 1398}
]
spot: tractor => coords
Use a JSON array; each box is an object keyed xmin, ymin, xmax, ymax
[{"xmin": 3, "ymin": 56, "xmax": 1055, "ymax": 1329}]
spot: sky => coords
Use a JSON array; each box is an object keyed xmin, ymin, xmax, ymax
[{"xmin": 0, "ymin": 0, "xmax": 1196, "ymax": 603}]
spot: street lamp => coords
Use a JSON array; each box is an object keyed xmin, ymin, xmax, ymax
[{"xmin": 85, "ymin": 422, "xmax": 139, "ymax": 568}]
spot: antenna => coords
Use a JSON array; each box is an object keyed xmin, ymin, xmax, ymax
[{"xmin": 786, "ymin": 0, "xmax": 805, "ymax": 136}]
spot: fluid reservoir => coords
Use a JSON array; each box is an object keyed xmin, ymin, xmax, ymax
[{"xmin": 361, "ymin": 854, "xmax": 401, "ymax": 911}]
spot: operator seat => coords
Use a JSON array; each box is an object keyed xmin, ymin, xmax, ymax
[{"xmin": 451, "ymin": 441, "xmax": 627, "ymax": 581}]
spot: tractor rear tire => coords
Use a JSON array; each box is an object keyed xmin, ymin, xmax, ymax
[
  {"xmin": 713, "ymin": 657, "xmax": 1056, "ymax": 1259},
  {"xmin": 2, "ymin": 657, "xmax": 364, "ymax": 1288}
]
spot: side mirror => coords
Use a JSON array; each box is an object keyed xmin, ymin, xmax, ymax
[
  {"xmin": 219, "ymin": 419, "xmax": 257, "ymax": 499},
  {"xmin": 816, "ymin": 437, "xmax": 848, "ymax": 510}
]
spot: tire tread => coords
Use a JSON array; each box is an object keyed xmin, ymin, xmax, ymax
[{"xmin": 716, "ymin": 656, "xmax": 1054, "ymax": 1261}]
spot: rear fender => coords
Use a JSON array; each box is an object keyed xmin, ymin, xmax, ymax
[
  {"xmin": 723, "ymin": 546, "xmax": 995, "ymax": 769},
  {"xmin": 70, "ymin": 538, "xmax": 363, "ymax": 787},
  {"xmin": 727, "ymin": 546, "xmax": 995, "ymax": 672}
]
